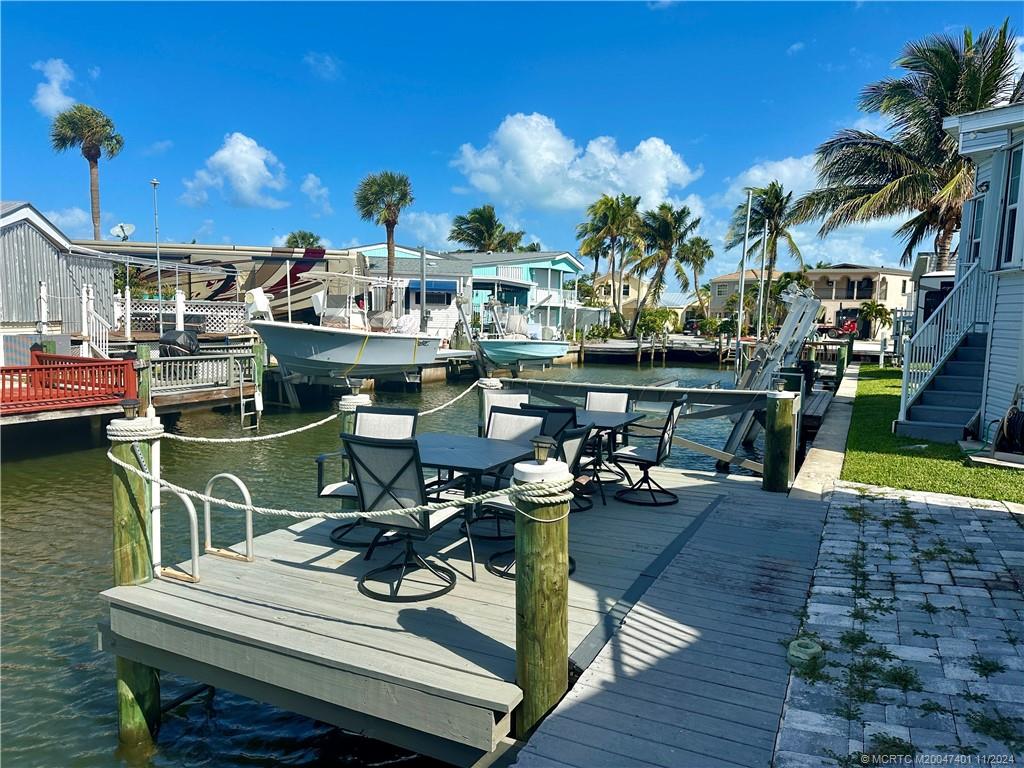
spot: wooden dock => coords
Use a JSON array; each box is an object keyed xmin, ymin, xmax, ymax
[{"xmin": 98, "ymin": 467, "xmax": 827, "ymax": 766}]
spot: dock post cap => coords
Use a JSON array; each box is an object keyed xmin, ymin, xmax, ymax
[
  {"xmin": 767, "ymin": 390, "xmax": 797, "ymax": 400},
  {"xmin": 513, "ymin": 459, "xmax": 571, "ymax": 486},
  {"xmin": 337, "ymin": 394, "xmax": 371, "ymax": 412}
]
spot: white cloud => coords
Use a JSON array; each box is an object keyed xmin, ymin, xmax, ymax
[
  {"xmin": 300, "ymin": 173, "xmax": 333, "ymax": 216},
  {"xmin": 404, "ymin": 211, "xmax": 453, "ymax": 250},
  {"xmin": 786, "ymin": 42, "xmax": 805, "ymax": 56},
  {"xmin": 44, "ymin": 206, "xmax": 90, "ymax": 237},
  {"xmin": 1013, "ymin": 36, "xmax": 1024, "ymax": 79},
  {"xmin": 303, "ymin": 51, "xmax": 340, "ymax": 81},
  {"xmin": 181, "ymin": 132, "xmax": 288, "ymax": 209},
  {"xmin": 852, "ymin": 113, "xmax": 889, "ymax": 134},
  {"xmin": 271, "ymin": 234, "xmax": 288, "ymax": 247},
  {"xmin": 790, "ymin": 225, "xmax": 898, "ymax": 269},
  {"xmin": 193, "ymin": 219, "xmax": 215, "ymax": 240},
  {"xmin": 721, "ymin": 154, "xmax": 817, "ymax": 205},
  {"xmin": 88, "ymin": 66, "xmax": 101, "ymax": 80},
  {"xmin": 453, "ymin": 112, "xmax": 701, "ymax": 211},
  {"xmin": 31, "ymin": 58, "xmax": 75, "ymax": 117},
  {"xmin": 142, "ymin": 139, "xmax": 174, "ymax": 156}
]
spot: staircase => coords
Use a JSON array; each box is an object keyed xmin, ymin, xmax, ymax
[{"xmin": 894, "ymin": 332, "xmax": 986, "ymax": 442}]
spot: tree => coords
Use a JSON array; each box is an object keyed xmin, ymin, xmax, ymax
[
  {"xmin": 50, "ymin": 104, "xmax": 124, "ymax": 240},
  {"xmin": 676, "ymin": 236, "xmax": 714, "ymax": 318},
  {"xmin": 284, "ymin": 230, "xmax": 322, "ymax": 249},
  {"xmin": 628, "ymin": 203, "xmax": 699, "ymax": 337},
  {"xmin": 859, "ymin": 299, "xmax": 893, "ymax": 333},
  {"xmin": 517, "ymin": 241, "xmax": 542, "ymax": 252},
  {"xmin": 448, "ymin": 204, "xmax": 524, "ymax": 251},
  {"xmin": 565, "ymin": 275, "xmax": 599, "ymax": 307},
  {"xmin": 793, "ymin": 21, "xmax": 1022, "ymax": 265},
  {"xmin": 814, "ymin": 260, "xmax": 832, "ymax": 269},
  {"xmin": 575, "ymin": 194, "xmax": 641, "ymax": 319},
  {"xmin": 354, "ymin": 171, "xmax": 414, "ymax": 310}
]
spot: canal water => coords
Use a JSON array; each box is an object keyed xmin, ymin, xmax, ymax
[{"xmin": 1, "ymin": 363, "xmax": 749, "ymax": 768}]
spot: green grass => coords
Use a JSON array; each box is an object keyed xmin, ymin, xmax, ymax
[{"xmin": 840, "ymin": 366, "xmax": 1024, "ymax": 504}]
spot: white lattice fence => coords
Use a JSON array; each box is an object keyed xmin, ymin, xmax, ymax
[{"xmin": 131, "ymin": 299, "xmax": 247, "ymax": 334}]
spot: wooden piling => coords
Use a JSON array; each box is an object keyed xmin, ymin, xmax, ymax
[
  {"xmin": 635, "ymin": 336, "xmax": 643, "ymax": 366},
  {"xmin": 513, "ymin": 458, "xmax": 571, "ymax": 737},
  {"xmin": 762, "ymin": 391, "xmax": 797, "ymax": 493},
  {"xmin": 135, "ymin": 344, "xmax": 152, "ymax": 414},
  {"xmin": 252, "ymin": 341, "xmax": 266, "ymax": 388},
  {"xmin": 836, "ymin": 343, "xmax": 849, "ymax": 385},
  {"xmin": 108, "ymin": 417, "xmax": 162, "ymax": 748}
]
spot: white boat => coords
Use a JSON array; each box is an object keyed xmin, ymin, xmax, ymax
[
  {"xmin": 249, "ymin": 320, "xmax": 439, "ymax": 378},
  {"xmin": 477, "ymin": 338, "xmax": 569, "ymax": 366}
]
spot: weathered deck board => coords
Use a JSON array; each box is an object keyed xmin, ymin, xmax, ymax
[
  {"xmin": 513, "ymin": 489, "xmax": 827, "ymax": 768},
  {"xmin": 103, "ymin": 465, "xmax": 771, "ymax": 765}
]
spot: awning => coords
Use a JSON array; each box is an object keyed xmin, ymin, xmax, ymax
[{"xmin": 407, "ymin": 279, "xmax": 458, "ymax": 292}]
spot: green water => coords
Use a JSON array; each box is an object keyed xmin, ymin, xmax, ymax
[{"xmin": 0, "ymin": 363, "xmax": 745, "ymax": 767}]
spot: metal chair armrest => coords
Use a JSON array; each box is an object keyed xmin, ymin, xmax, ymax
[{"xmin": 314, "ymin": 450, "xmax": 345, "ymax": 494}]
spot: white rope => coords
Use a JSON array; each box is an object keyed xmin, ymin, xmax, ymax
[
  {"xmin": 106, "ymin": 448, "xmax": 574, "ymax": 521},
  {"xmin": 419, "ymin": 379, "xmax": 486, "ymax": 416}
]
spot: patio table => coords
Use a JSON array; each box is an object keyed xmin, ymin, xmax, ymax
[{"xmin": 574, "ymin": 409, "xmax": 645, "ymax": 503}]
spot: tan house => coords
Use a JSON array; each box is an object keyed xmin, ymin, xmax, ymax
[
  {"xmin": 707, "ymin": 269, "xmax": 782, "ymax": 318},
  {"xmin": 593, "ymin": 273, "xmax": 650, "ymax": 323}
]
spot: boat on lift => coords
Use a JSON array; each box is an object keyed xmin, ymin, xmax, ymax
[
  {"xmin": 474, "ymin": 302, "xmax": 569, "ymax": 367},
  {"xmin": 246, "ymin": 271, "xmax": 440, "ymax": 379}
]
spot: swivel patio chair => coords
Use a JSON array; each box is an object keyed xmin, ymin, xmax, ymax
[
  {"xmin": 314, "ymin": 406, "xmax": 418, "ymax": 547},
  {"xmin": 345, "ymin": 434, "xmax": 470, "ymax": 602},
  {"xmin": 611, "ymin": 397, "xmax": 687, "ymax": 507},
  {"xmin": 519, "ymin": 402, "xmax": 577, "ymax": 437},
  {"xmin": 478, "ymin": 388, "xmax": 530, "ymax": 436}
]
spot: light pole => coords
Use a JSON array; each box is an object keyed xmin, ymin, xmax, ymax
[
  {"xmin": 755, "ymin": 221, "xmax": 768, "ymax": 340},
  {"xmin": 151, "ymin": 179, "xmax": 163, "ymax": 335},
  {"xmin": 735, "ymin": 189, "xmax": 752, "ymax": 379},
  {"xmin": 419, "ymin": 245, "xmax": 428, "ymax": 333}
]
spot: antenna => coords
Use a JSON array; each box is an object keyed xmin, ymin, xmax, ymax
[{"xmin": 110, "ymin": 223, "xmax": 136, "ymax": 241}]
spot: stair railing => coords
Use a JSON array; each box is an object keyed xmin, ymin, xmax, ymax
[
  {"xmin": 898, "ymin": 261, "xmax": 994, "ymax": 421},
  {"xmin": 80, "ymin": 284, "xmax": 112, "ymax": 358}
]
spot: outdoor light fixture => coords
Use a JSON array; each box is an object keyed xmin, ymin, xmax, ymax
[
  {"xmin": 120, "ymin": 398, "xmax": 141, "ymax": 420},
  {"xmin": 976, "ymin": 181, "xmax": 990, "ymax": 194},
  {"xmin": 774, "ymin": 380, "xmax": 786, "ymax": 392},
  {"xmin": 531, "ymin": 435, "xmax": 556, "ymax": 464}
]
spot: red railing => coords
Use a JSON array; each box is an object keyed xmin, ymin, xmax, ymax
[{"xmin": 0, "ymin": 352, "xmax": 138, "ymax": 415}]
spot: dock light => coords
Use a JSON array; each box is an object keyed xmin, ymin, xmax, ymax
[
  {"xmin": 774, "ymin": 379, "xmax": 786, "ymax": 392},
  {"xmin": 531, "ymin": 435, "xmax": 556, "ymax": 464},
  {"xmin": 120, "ymin": 398, "xmax": 141, "ymax": 420}
]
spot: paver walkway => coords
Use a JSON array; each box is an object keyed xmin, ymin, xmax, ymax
[
  {"xmin": 775, "ymin": 482, "xmax": 1024, "ymax": 766},
  {"xmin": 514, "ymin": 483, "xmax": 828, "ymax": 768}
]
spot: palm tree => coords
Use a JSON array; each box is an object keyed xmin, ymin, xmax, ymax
[
  {"xmin": 354, "ymin": 171, "xmax": 414, "ymax": 310},
  {"xmin": 284, "ymin": 230, "xmax": 322, "ymax": 249},
  {"xmin": 676, "ymin": 236, "xmax": 714, "ymax": 318},
  {"xmin": 859, "ymin": 299, "xmax": 893, "ymax": 335},
  {"xmin": 50, "ymin": 104, "xmax": 124, "ymax": 240},
  {"xmin": 793, "ymin": 21, "xmax": 1022, "ymax": 265},
  {"xmin": 628, "ymin": 203, "xmax": 699, "ymax": 336},
  {"xmin": 448, "ymin": 204, "xmax": 524, "ymax": 251},
  {"xmin": 575, "ymin": 193, "xmax": 641, "ymax": 318}
]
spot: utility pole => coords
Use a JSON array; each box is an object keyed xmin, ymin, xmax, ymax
[
  {"xmin": 151, "ymin": 179, "xmax": 163, "ymax": 335},
  {"xmin": 735, "ymin": 189, "xmax": 752, "ymax": 379}
]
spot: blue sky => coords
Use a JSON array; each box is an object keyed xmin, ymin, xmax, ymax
[{"xmin": 3, "ymin": 1, "xmax": 1021, "ymax": 286}]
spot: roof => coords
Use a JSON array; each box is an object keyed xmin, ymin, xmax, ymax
[
  {"xmin": 1, "ymin": 201, "xmax": 72, "ymax": 249},
  {"xmin": 943, "ymin": 102, "xmax": 1024, "ymax": 139},
  {"xmin": 709, "ymin": 269, "xmax": 783, "ymax": 283},
  {"xmin": 460, "ymin": 250, "xmax": 584, "ymax": 270},
  {"xmin": 804, "ymin": 263, "xmax": 911, "ymax": 276},
  {"xmin": 1, "ymin": 200, "xmax": 30, "ymax": 216},
  {"xmin": 658, "ymin": 291, "xmax": 696, "ymax": 308}
]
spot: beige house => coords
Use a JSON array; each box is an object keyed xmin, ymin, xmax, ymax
[
  {"xmin": 593, "ymin": 273, "xmax": 650, "ymax": 323},
  {"xmin": 707, "ymin": 269, "xmax": 781, "ymax": 318}
]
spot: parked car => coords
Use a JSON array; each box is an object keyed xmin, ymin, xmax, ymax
[{"xmin": 681, "ymin": 319, "xmax": 700, "ymax": 335}]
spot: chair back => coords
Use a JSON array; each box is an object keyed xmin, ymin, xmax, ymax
[
  {"xmin": 520, "ymin": 403, "xmax": 576, "ymax": 437},
  {"xmin": 656, "ymin": 398, "xmax": 687, "ymax": 464},
  {"xmin": 343, "ymin": 434, "xmax": 429, "ymax": 531},
  {"xmin": 480, "ymin": 389, "xmax": 529, "ymax": 436},
  {"xmin": 486, "ymin": 406, "xmax": 546, "ymax": 443},
  {"xmin": 585, "ymin": 390, "xmax": 629, "ymax": 413},
  {"xmin": 354, "ymin": 405, "xmax": 418, "ymax": 439},
  {"xmin": 558, "ymin": 423, "xmax": 594, "ymax": 474}
]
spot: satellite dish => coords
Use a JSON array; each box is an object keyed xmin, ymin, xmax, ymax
[{"xmin": 110, "ymin": 223, "xmax": 136, "ymax": 241}]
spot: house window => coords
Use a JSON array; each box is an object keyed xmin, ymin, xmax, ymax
[
  {"xmin": 602, "ymin": 284, "xmax": 612, "ymax": 296},
  {"xmin": 715, "ymin": 284, "xmax": 730, "ymax": 297},
  {"xmin": 414, "ymin": 291, "xmax": 452, "ymax": 306},
  {"xmin": 621, "ymin": 283, "xmax": 630, "ymax": 297},
  {"xmin": 901, "ymin": 280, "xmax": 907, "ymax": 294},
  {"xmin": 965, "ymin": 194, "xmax": 985, "ymax": 264},
  {"xmin": 999, "ymin": 144, "xmax": 1022, "ymax": 267}
]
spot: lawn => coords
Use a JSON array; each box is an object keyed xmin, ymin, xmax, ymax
[{"xmin": 841, "ymin": 365, "xmax": 1024, "ymax": 504}]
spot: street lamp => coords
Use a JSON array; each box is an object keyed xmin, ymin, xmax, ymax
[{"xmin": 151, "ymin": 179, "xmax": 162, "ymax": 335}]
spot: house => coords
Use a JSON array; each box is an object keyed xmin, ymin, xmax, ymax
[
  {"xmin": 465, "ymin": 250, "xmax": 584, "ymax": 333},
  {"xmin": 1, "ymin": 202, "xmax": 115, "ymax": 363},
  {"xmin": 895, "ymin": 102, "xmax": 1024, "ymax": 444},
  {"xmin": 707, "ymin": 269, "xmax": 782, "ymax": 319},
  {"xmin": 658, "ymin": 291, "xmax": 700, "ymax": 329},
  {"xmin": 592, "ymin": 273, "xmax": 650, "ymax": 323}
]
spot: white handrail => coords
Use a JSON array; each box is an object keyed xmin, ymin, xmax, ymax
[
  {"xmin": 898, "ymin": 261, "xmax": 994, "ymax": 420},
  {"xmin": 203, "ymin": 473, "xmax": 254, "ymax": 562}
]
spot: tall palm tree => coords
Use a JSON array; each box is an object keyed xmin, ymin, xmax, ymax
[
  {"xmin": 575, "ymin": 193, "xmax": 641, "ymax": 318},
  {"xmin": 676, "ymin": 236, "xmax": 714, "ymax": 318},
  {"xmin": 448, "ymin": 204, "xmax": 524, "ymax": 251},
  {"xmin": 793, "ymin": 21, "xmax": 1022, "ymax": 265},
  {"xmin": 284, "ymin": 230, "xmax": 322, "ymax": 249},
  {"xmin": 725, "ymin": 181, "xmax": 803, "ymax": 274},
  {"xmin": 628, "ymin": 203, "xmax": 699, "ymax": 336},
  {"xmin": 354, "ymin": 171, "xmax": 414, "ymax": 310},
  {"xmin": 50, "ymin": 104, "xmax": 124, "ymax": 240},
  {"xmin": 859, "ymin": 299, "xmax": 893, "ymax": 334}
]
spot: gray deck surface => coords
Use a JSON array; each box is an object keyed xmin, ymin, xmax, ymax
[
  {"xmin": 514, "ymin": 486, "xmax": 828, "ymax": 768},
  {"xmin": 103, "ymin": 466, "xmax": 790, "ymax": 763}
]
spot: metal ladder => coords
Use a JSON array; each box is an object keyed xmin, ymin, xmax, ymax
[{"xmin": 236, "ymin": 358, "xmax": 262, "ymax": 431}]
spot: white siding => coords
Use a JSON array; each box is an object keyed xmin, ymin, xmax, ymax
[{"xmin": 982, "ymin": 270, "xmax": 1024, "ymax": 429}]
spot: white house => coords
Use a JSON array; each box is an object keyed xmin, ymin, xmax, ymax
[{"xmin": 895, "ymin": 102, "xmax": 1024, "ymax": 444}]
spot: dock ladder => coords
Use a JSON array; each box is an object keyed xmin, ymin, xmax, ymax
[{"xmin": 236, "ymin": 357, "xmax": 262, "ymax": 431}]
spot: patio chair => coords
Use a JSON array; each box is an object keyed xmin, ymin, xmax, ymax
[
  {"xmin": 519, "ymin": 402, "xmax": 577, "ymax": 437},
  {"xmin": 611, "ymin": 397, "xmax": 687, "ymax": 507},
  {"xmin": 345, "ymin": 434, "xmax": 469, "ymax": 602},
  {"xmin": 314, "ymin": 406, "xmax": 418, "ymax": 546},
  {"xmin": 585, "ymin": 390, "xmax": 629, "ymax": 413},
  {"xmin": 478, "ymin": 389, "xmax": 530, "ymax": 436}
]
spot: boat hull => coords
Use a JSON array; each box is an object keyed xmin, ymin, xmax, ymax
[
  {"xmin": 478, "ymin": 339, "xmax": 570, "ymax": 366},
  {"xmin": 249, "ymin": 321, "xmax": 440, "ymax": 378}
]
